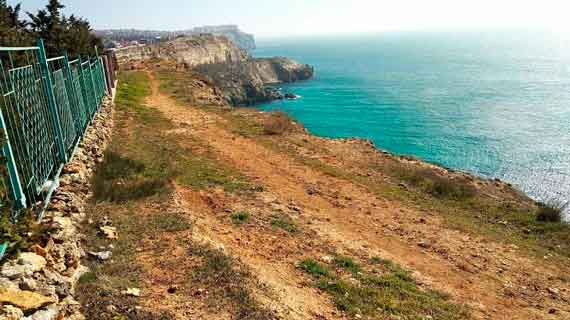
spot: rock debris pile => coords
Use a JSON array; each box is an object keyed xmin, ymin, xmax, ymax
[{"xmin": 0, "ymin": 96, "xmax": 115, "ymax": 320}]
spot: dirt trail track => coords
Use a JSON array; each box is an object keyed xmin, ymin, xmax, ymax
[{"xmin": 143, "ymin": 72, "xmax": 570, "ymax": 320}]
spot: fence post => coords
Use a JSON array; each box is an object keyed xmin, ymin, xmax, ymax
[
  {"xmin": 37, "ymin": 39, "xmax": 68, "ymax": 163},
  {"xmin": 0, "ymin": 112, "xmax": 27, "ymax": 210}
]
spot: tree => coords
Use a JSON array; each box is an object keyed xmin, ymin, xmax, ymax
[
  {"xmin": 0, "ymin": 0, "xmax": 31, "ymax": 46},
  {"xmin": 27, "ymin": 0, "xmax": 102, "ymax": 57}
]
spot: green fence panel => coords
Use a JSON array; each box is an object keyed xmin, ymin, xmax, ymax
[
  {"xmin": 52, "ymin": 68, "xmax": 78, "ymax": 152},
  {"xmin": 9, "ymin": 64, "xmax": 58, "ymax": 199},
  {"xmin": 70, "ymin": 63, "xmax": 89, "ymax": 132},
  {"xmin": 0, "ymin": 39, "xmax": 109, "ymax": 219}
]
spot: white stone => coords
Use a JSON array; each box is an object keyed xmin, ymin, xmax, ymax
[
  {"xmin": 1, "ymin": 253, "xmax": 46, "ymax": 279},
  {"xmin": 2, "ymin": 305, "xmax": 24, "ymax": 319}
]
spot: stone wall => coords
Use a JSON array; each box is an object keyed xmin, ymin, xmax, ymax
[{"xmin": 0, "ymin": 96, "xmax": 115, "ymax": 320}]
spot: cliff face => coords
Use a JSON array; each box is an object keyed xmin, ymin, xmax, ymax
[
  {"xmin": 159, "ymin": 35, "xmax": 248, "ymax": 67},
  {"xmin": 114, "ymin": 34, "xmax": 314, "ymax": 106},
  {"xmin": 194, "ymin": 58, "xmax": 313, "ymax": 106}
]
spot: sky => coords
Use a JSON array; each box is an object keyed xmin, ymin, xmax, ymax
[{"xmin": 9, "ymin": 0, "xmax": 570, "ymax": 37}]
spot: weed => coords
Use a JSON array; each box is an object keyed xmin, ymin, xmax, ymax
[
  {"xmin": 333, "ymin": 256, "xmax": 361, "ymax": 275},
  {"xmin": 0, "ymin": 208, "xmax": 54, "ymax": 258},
  {"xmin": 298, "ymin": 259, "xmax": 330, "ymax": 278},
  {"xmin": 231, "ymin": 212, "xmax": 250, "ymax": 225}
]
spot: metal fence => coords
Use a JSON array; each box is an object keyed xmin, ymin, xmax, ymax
[{"xmin": 0, "ymin": 39, "xmax": 109, "ymax": 220}]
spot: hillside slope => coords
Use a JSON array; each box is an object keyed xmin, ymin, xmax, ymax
[{"xmin": 75, "ymin": 67, "xmax": 570, "ymax": 320}]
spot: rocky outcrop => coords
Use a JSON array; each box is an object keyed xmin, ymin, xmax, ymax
[
  {"xmin": 195, "ymin": 58, "xmax": 314, "ymax": 105},
  {"xmin": 254, "ymin": 58, "xmax": 314, "ymax": 84},
  {"xmin": 114, "ymin": 34, "xmax": 314, "ymax": 106}
]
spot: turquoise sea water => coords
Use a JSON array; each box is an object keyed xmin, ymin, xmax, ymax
[{"xmin": 254, "ymin": 31, "xmax": 570, "ymax": 214}]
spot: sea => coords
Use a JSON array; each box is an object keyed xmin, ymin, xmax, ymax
[{"xmin": 253, "ymin": 30, "xmax": 570, "ymax": 217}]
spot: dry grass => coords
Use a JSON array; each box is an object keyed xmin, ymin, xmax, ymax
[{"xmin": 189, "ymin": 245, "xmax": 277, "ymax": 319}]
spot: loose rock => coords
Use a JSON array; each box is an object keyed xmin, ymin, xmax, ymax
[{"xmin": 0, "ymin": 288, "xmax": 56, "ymax": 312}]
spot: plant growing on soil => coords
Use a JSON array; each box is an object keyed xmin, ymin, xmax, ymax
[
  {"xmin": 536, "ymin": 202, "xmax": 567, "ymax": 223},
  {"xmin": 263, "ymin": 112, "xmax": 295, "ymax": 135},
  {"xmin": 270, "ymin": 215, "xmax": 298, "ymax": 233},
  {"xmin": 231, "ymin": 211, "xmax": 250, "ymax": 225},
  {"xmin": 298, "ymin": 257, "xmax": 469, "ymax": 319}
]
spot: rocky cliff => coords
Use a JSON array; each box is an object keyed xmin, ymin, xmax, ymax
[
  {"xmin": 114, "ymin": 34, "xmax": 314, "ymax": 106},
  {"xmin": 158, "ymin": 35, "xmax": 248, "ymax": 67},
  {"xmin": 195, "ymin": 58, "xmax": 313, "ymax": 105}
]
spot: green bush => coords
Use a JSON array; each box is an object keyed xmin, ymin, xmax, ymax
[{"xmin": 536, "ymin": 202, "xmax": 565, "ymax": 223}]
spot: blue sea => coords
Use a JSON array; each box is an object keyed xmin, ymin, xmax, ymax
[{"xmin": 254, "ymin": 30, "xmax": 570, "ymax": 215}]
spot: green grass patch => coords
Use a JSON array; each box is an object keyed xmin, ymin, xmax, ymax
[
  {"xmin": 394, "ymin": 166, "xmax": 476, "ymax": 200},
  {"xmin": 151, "ymin": 213, "xmax": 193, "ymax": 233},
  {"xmin": 231, "ymin": 211, "xmax": 250, "ymax": 225},
  {"xmin": 299, "ymin": 257, "xmax": 469, "ymax": 319},
  {"xmin": 298, "ymin": 258, "xmax": 331, "ymax": 278},
  {"xmin": 333, "ymin": 256, "xmax": 361, "ymax": 276}
]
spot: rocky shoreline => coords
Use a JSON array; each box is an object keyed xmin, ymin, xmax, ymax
[
  {"xmin": 115, "ymin": 34, "xmax": 314, "ymax": 106},
  {"xmin": 0, "ymin": 96, "xmax": 115, "ymax": 320}
]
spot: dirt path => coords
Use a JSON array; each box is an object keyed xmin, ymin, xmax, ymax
[{"xmin": 145, "ymin": 72, "xmax": 570, "ymax": 320}]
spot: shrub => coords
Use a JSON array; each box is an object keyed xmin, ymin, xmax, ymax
[
  {"xmin": 263, "ymin": 112, "xmax": 295, "ymax": 135},
  {"xmin": 536, "ymin": 202, "xmax": 565, "ymax": 223},
  {"xmin": 397, "ymin": 166, "xmax": 476, "ymax": 200},
  {"xmin": 231, "ymin": 212, "xmax": 250, "ymax": 225}
]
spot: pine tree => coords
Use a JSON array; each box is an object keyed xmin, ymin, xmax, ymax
[
  {"xmin": 27, "ymin": 0, "xmax": 102, "ymax": 57},
  {"xmin": 0, "ymin": 0, "xmax": 31, "ymax": 46}
]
